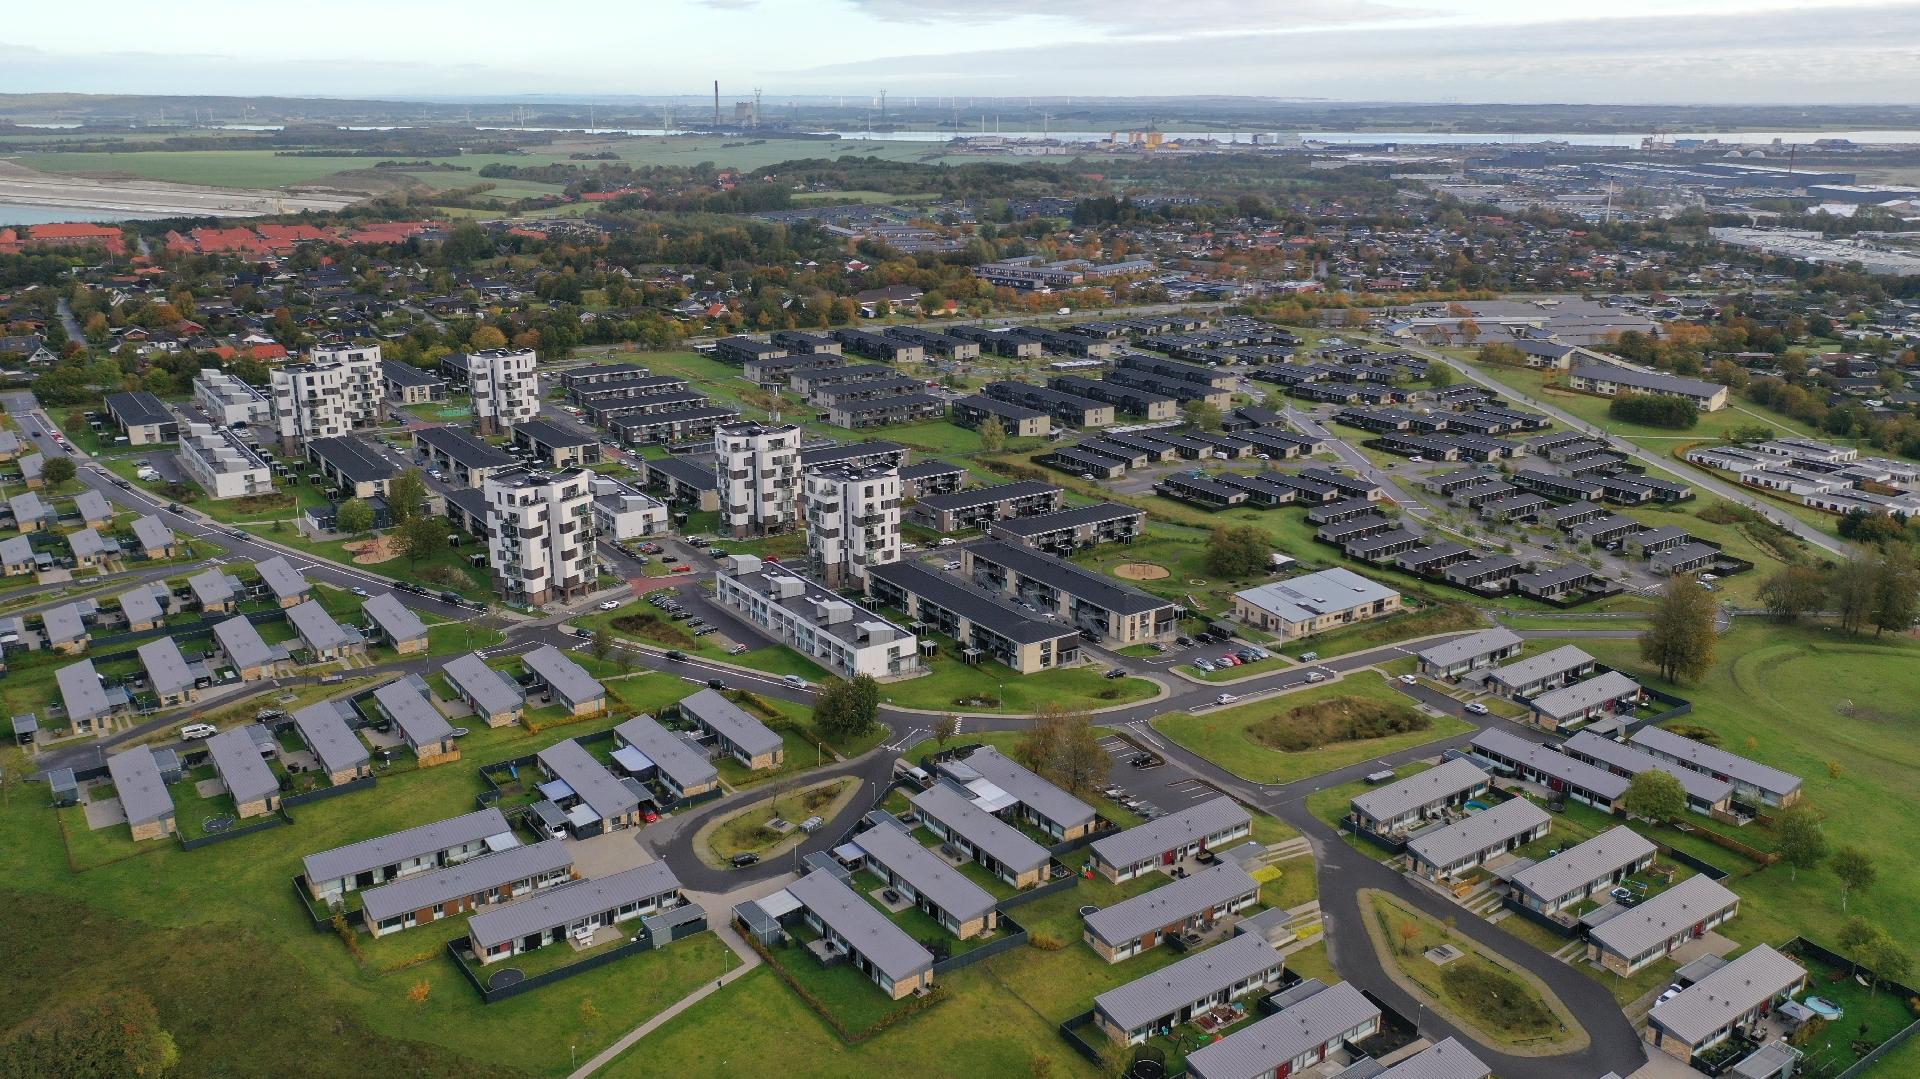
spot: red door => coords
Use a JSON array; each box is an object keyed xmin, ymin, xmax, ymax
[
  {"xmin": 1163, "ymin": 849, "xmax": 1177, "ymax": 866},
  {"xmin": 1276, "ymin": 1064, "xmax": 1291, "ymax": 1079}
]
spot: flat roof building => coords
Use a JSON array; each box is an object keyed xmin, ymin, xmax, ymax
[
  {"xmin": 1090, "ymin": 796, "xmax": 1252, "ymax": 883},
  {"xmin": 1348, "ymin": 758, "xmax": 1492, "ymax": 835},
  {"xmin": 1232, "ymin": 569, "xmax": 1402, "ymax": 641},
  {"xmin": 1082, "ymin": 862, "xmax": 1261, "ymax": 963}
]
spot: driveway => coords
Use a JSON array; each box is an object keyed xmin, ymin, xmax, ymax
[{"xmin": 567, "ymin": 828, "xmax": 657, "ymax": 878}]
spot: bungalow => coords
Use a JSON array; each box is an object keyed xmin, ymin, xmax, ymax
[
  {"xmin": 1156, "ymin": 473, "xmax": 1249, "ymax": 510},
  {"xmin": 1650, "ymin": 542, "xmax": 1719, "ymax": 576},
  {"xmin": 909, "ymin": 781, "xmax": 1051, "ymax": 890},
  {"xmin": 1569, "ymin": 513, "xmax": 1643, "ymax": 549},
  {"xmin": 1540, "ymin": 500, "xmax": 1607, "ymax": 530},
  {"xmin": 117, "ymin": 582, "xmax": 170, "ymax": 632},
  {"xmin": 1527, "ymin": 672, "xmax": 1645, "ymax": 732},
  {"xmin": 523, "ymin": 644, "xmax": 607, "ymax": 717},
  {"xmin": 212, "ymin": 615, "xmax": 291, "ymax": 681},
  {"xmin": 286, "ymin": 599, "xmax": 366, "ymax": 661},
  {"xmin": 371, "ymin": 676, "xmax": 458, "ymax": 764},
  {"xmin": 677, "ymin": 688, "xmax": 784, "ymax": 771},
  {"xmin": 944, "ymin": 745, "xmax": 1097, "ymax": 842},
  {"xmin": 56, "ymin": 657, "xmax": 127, "ymax": 733},
  {"xmin": 1515, "ymin": 564, "xmax": 1598, "ymax": 602},
  {"xmin": 7, "ymin": 491, "xmax": 51, "ymax": 532},
  {"xmin": 0, "ymin": 534, "xmax": 34, "ymax": 576},
  {"xmin": 1232, "ymin": 569, "xmax": 1402, "ymax": 641},
  {"xmin": 467, "ymin": 861, "xmax": 685, "ymax": 965},
  {"xmin": 1563, "ymin": 731, "xmax": 1732, "ymax": 816},
  {"xmin": 536, "ymin": 738, "xmax": 645, "ymax": 836},
  {"xmin": 361, "ymin": 839, "xmax": 574, "ymax": 939},
  {"xmin": 1645, "ymin": 945, "xmax": 1805, "ymax": 1065},
  {"xmin": 1507, "ymin": 825, "xmax": 1657, "ymax": 915},
  {"xmin": 17, "ymin": 453, "xmax": 42, "ymax": 489},
  {"xmin": 1586, "ymin": 874, "xmax": 1742, "ymax": 976},
  {"xmin": 1405, "ymin": 798, "xmax": 1551, "ymax": 882},
  {"xmin": 1089, "ymin": 796, "xmax": 1252, "ymax": 883},
  {"xmin": 41, "ymin": 602, "xmax": 93, "ymax": 654},
  {"xmin": 1371, "ymin": 1038, "xmax": 1491, "ymax": 1079},
  {"xmin": 206, "ymin": 725, "xmax": 282, "ymax": 819},
  {"xmin": 129, "ymin": 515, "xmax": 177, "ymax": 560},
  {"xmin": 189, "ymin": 568, "xmax": 242, "ymax": 613},
  {"xmin": 853, "ymin": 818, "xmax": 999, "ymax": 939},
  {"xmin": 1629, "ymin": 726, "xmax": 1802, "ymax": 808},
  {"xmin": 1442, "ymin": 554, "xmax": 1522, "ymax": 593},
  {"xmin": 303, "ymin": 807, "xmax": 514, "ymax": 903},
  {"xmin": 1348, "ymin": 758, "xmax": 1491, "ymax": 836},
  {"xmin": 1468, "ymin": 728, "xmax": 1629, "ymax": 811},
  {"xmin": 613, "ymin": 713, "xmax": 720, "ymax": 802},
  {"xmin": 1395, "ymin": 541, "xmax": 1472, "ymax": 575},
  {"xmin": 291, "ymin": 700, "xmax": 372, "ymax": 785},
  {"xmin": 1093, "ymin": 935, "xmax": 1286, "ymax": 1045},
  {"xmin": 774, "ymin": 867, "xmax": 934, "ymax": 998},
  {"xmin": 107, "ymin": 745, "xmax": 178, "ymax": 841},
  {"xmin": 136, "ymin": 636, "xmax": 202, "ymax": 708},
  {"xmin": 511, "ymin": 419, "xmax": 601, "ymax": 469},
  {"xmin": 1416, "ymin": 628, "xmax": 1524, "ymax": 680},
  {"xmin": 1082, "ymin": 862, "xmax": 1261, "ymax": 963},
  {"xmin": 362, "ymin": 593, "xmax": 428, "ymax": 655},
  {"xmin": 441, "ymin": 652, "xmax": 525, "ymax": 727},
  {"xmin": 1487, "ymin": 645, "xmax": 1596, "ymax": 697},
  {"xmin": 255, "ymin": 556, "xmax": 311, "ymax": 608},
  {"xmin": 1185, "ymin": 979, "xmax": 1380, "ymax": 1079}
]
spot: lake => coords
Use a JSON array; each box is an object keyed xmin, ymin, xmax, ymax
[{"xmin": 0, "ymin": 203, "xmax": 165, "ymax": 226}]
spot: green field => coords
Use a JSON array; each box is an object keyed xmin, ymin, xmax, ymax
[{"xmin": 1154, "ymin": 673, "xmax": 1473, "ymax": 784}]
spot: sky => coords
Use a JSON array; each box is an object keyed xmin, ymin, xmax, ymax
[{"xmin": 2, "ymin": 0, "xmax": 1916, "ymax": 104}]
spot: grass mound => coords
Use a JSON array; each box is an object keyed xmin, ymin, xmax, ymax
[
  {"xmin": 1439, "ymin": 963, "xmax": 1558, "ymax": 1038},
  {"xmin": 611, "ymin": 612, "xmax": 696, "ymax": 647},
  {"xmin": 1249, "ymin": 696, "xmax": 1429, "ymax": 752}
]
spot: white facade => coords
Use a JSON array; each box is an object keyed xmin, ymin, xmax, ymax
[
  {"xmin": 270, "ymin": 344, "xmax": 382, "ymax": 449},
  {"xmin": 193, "ymin": 369, "xmax": 272, "ymax": 427},
  {"xmin": 176, "ymin": 423, "xmax": 275, "ymax": 500},
  {"xmin": 485, "ymin": 468, "xmax": 597, "ymax": 606},
  {"xmin": 713, "ymin": 557, "xmax": 920, "ymax": 679},
  {"xmin": 805, "ymin": 464, "xmax": 902, "ymax": 588},
  {"xmin": 715, "ymin": 422, "xmax": 803, "ymax": 538},
  {"xmin": 591, "ymin": 476, "xmax": 669, "ymax": 540},
  {"xmin": 458, "ymin": 348, "xmax": 539, "ymax": 434}
]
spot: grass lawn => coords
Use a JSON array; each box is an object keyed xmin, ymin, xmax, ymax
[
  {"xmin": 706, "ymin": 778, "xmax": 857, "ymax": 861},
  {"xmin": 571, "ymin": 604, "xmax": 832, "ymax": 680},
  {"xmin": 897, "ymin": 731, "xmax": 1146, "ymax": 831},
  {"xmin": 880, "ymin": 652, "xmax": 1157, "ymax": 715},
  {"xmin": 1154, "ymin": 673, "xmax": 1472, "ymax": 784},
  {"xmin": 263, "ymin": 527, "xmax": 493, "ymax": 601},
  {"xmin": 1274, "ymin": 601, "xmax": 1487, "ymax": 661}
]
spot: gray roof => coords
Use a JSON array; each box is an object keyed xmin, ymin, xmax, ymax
[
  {"xmin": 990, "ymin": 502, "xmax": 1143, "ymax": 537},
  {"xmin": 784, "ymin": 867, "xmax": 933, "ymax": 984},
  {"xmin": 106, "ymin": 745, "xmax": 175, "ymax": 826},
  {"xmin": 307, "ymin": 436, "xmax": 398, "ymax": 484},
  {"xmin": 9, "ymin": 491, "xmax": 46, "ymax": 523},
  {"xmin": 1572, "ymin": 362, "xmax": 1722, "ymax": 399},
  {"xmin": 17, "ymin": 453, "xmax": 41, "ymax": 480},
  {"xmin": 614, "ymin": 713, "xmax": 718, "ymax": 791},
  {"xmin": 75, "ymin": 490, "xmax": 112, "ymax": 522},
  {"xmin": 206, "ymin": 725, "xmax": 279, "ymax": 806},
  {"xmin": 136, "ymin": 636, "xmax": 197, "ymax": 696},
  {"xmin": 1509, "ymin": 825, "xmax": 1657, "ymax": 905},
  {"xmin": 130, "ymin": 515, "xmax": 174, "ymax": 554},
  {"xmin": 1468, "ymin": 728, "xmax": 1631, "ymax": 800},
  {"xmin": 1406, "ymin": 797, "xmax": 1550, "ymax": 870},
  {"xmin": 1084, "ymin": 862, "xmax": 1259, "ymax": 947},
  {"xmin": 287, "ymin": 599, "xmax": 356, "ymax": 652},
  {"xmin": 1091, "ymin": 795, "xmax": 1250, "ymax": 870},
  {"xmin": 854, "ymin": 819, "xmax": 997, "ymax": 923},
  {"xmin": 539, "ymin": 738, "xmax": 641, "ymax": 820},
  {"xmin": 255, "ymin": 556, "xmax": 309, "ymax": 602},
  {"xmin": 909, "ymin": 782, "xmax": 1050, "ymax": 874},
  {"xmin": 1350, "ymin": 758, "xmax": 1490, "ymax": 822},
  {"xmin": 56, "ymin": 659, "xmax": 111, "ymax": 724},
  {"xmin": 1649, "ymin": 944, "xmax": 1804, "ymax": 1046},
  {"xmin": 361, "ymin": 840, "xmax": 573, "ymax": 925},
  {"xmin": 467, "ymin": 861, "xmax": 682, "ymax": 950},
  {"xmin": 414, "ymin": 425, "xmax": 515, "ymax": 469},
  {"xmin": 962, "ymin": 745, "xmax": 1096, "ymax": 831},
  {"xmin": 0, "ymin": 534, "xmax": 31, "ymax": 564},
  {"xmin": 523, "ymin": 644, "xmax": 605, "ymax": 709},
  {"xmin": 1095, "ymin": 934, "xmax": 1282, "ymax": 1031},
  {"xmin": 1629, "ymin": 727, "xmax": 1802, "ymax": 799},
  {"xmin": 373, "ymin": 677, "xmax": 453, "ymax": 749},
  {"xmin": 189, "ymin": 569, "xmax": 238, "ymax": 607},
  {"xmin": 1528, "ymin": 671, "xmax": 1645, "ymax": 722},
  {"xmin": 213, "ymin": 614, "xmax": 281, "ymax": 671},
  {"xmin": 302, "ymin": 807, "xmax": 513, "ymax": 886},
  {"xmin": 1416, "ymin": 627, "xmax": 1523, "ymax": 669},
  {"xmin": 965, "ymin": 540, "xmax": 1174, "ymax": 617},
  {"xmin": 868, "ymin": 561, "xmax": 1078, "ymax": 646},
  {"xmin": 1186, "ymin": 980, "xmax": 1380, "ymax": 1079},
  {"xmin": 1489, "ymin": 645, "xmax": 1595, "ymax": 689},
  {"xmin": 67, "ymin": 527, "xmax": 111, "ymax": 559},
  {"xmin": 1564, "ymin": 731, "xmax": 1731, "ymax": 804},
  {"xmin": 363, "ymin": 592, "xmax": 428, "ymax": 645},
  {"xmin": 119, "ymin": 583, "xmax": 167, "ymax": 626},
  {"xmin": 917, "ymin": 480, "xmax": 1059, "ymax": 512},
  {"xmin": 678, "ymin": 687, "xmax": 783, "ymax": 759},
  {"xmin": 1235, "ymin": 568, "xmax": 1401, "ymax": 624},
  {"xmin": 1588, "ymin": 874, "xmax": 1740, "ymax": 959},
  {"xmin": 1374, "ymin": 1037, "xmax": 1492, "ymax": 1079},
  {"xmin": 442, "ymin": 652, "xmax": 524, "ymax": 716},
  {"xmin": 292, "ymin": 700, "xmax": 370, "ymax": 777},
  {"xmin": 42, "ymin": 602, "xmax": 87, "ymax": 644}
]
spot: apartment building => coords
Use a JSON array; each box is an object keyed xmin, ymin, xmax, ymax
[
  {"xmin": 962, "ymin": 540, "xmax": 1181, "ymax": 645},
  {"xmin": 804, "ymin": 463, "xmax": 901, "ymax": 588},
  {"xmin": 176, "ymin": 423, "xmax": 274, "ymax": 500},
  {"xmin": 484, "ymin": 467, "xmax": 597, "ymax": 606},
  {"xmin": 442, "ymin": 347, "xmax": 538, "ymax": 434},
  {"xmin": 193, "ymin": 369, "xmax": 272, "ymax": 426},
  {"xmin": 714, "ymin": 421, "xmax": 803, "ymax": 538},
  {"xmin": 909, "ymin": 481, "xmax": 1063, "ymax": 533},
  {"xmin": 713, "ymin": 556, "xmax": 921, "ymax": 679},
  {"xmin": 270, "ymin": 344, "xmax": 382, "ymax": 452}
]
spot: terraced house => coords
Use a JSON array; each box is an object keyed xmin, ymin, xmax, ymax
[
  {"xmin": 302, "ymin": 808, "xmax": 517, "ymax": 904},
  {"xmin": 852, "ymin": 817, "xmax": 1000, "ymax": 939},
  {"xmin": 1093, "ymin": 934, "xmax": 1286, "ymax": 1045},
  {"xmin": 1082, "ymin": 862, "xmax": 1261, "ymax": 963},
  {"xmin": 1089, "ymin": 796, "xmax": 1252, "ymax": 883}
]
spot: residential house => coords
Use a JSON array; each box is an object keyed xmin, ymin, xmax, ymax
[
  {"xmin": 371, "ymin": 676, "xmax": 458, "ymax": 764},
  {"xmin": 291, "ymin": 700, "xmax": 372, "ymax": 785},
  {"xmin": 1089, "ymin": 796, "xmax": 1252, "ymax": 883},
  {"xmin": 1405, "ymin": 798, "xmax": 1551, "ymax": 882},
  {"xmin": 442, "ymin": 652, "xmax": 525, "ymax": 728},
  {"xmin": 1082, "ymin": 862, "xmax": 1261, "ymax": 963},
  {"xmin": 1628, "ymin": 727, "xmax": 1803, "ymax": 808},
  {"xmin": 1526, "ymin": 672, "xmax": 1645, "ymax": 732},
  {"xmin": 1468, "ymin": 728, "xmax": 1631, "ymax": 812},
  {"xmin": 302, "ymin": 807, "xmax": 516, "ymax": 903},
  {"xmin": 107, "ymin": 745, "xmax": 177, "ymax": 841},
  {"xmin": 1185, "ymin": 979, "xmax": 1380, "ymax": 1079},
  {"xmin": 522, "ymin": 644, "xmax": 607, "ymax": 716},
  {"xmin": 1348, "ymin": 758, "xmax": 1491, "ymax": 836},
  {"xmin": 613, "ymin": 713, "xmax": 720, "ymax": 802},
  {"xmin": 136, "ymin": 636, "xmax": 203, "ymax": 708},
  {"xmin": 1093, "ymin": 935, "xmax": 1286, "ymax": 1045},
  {"xmin": 188, "ymin": 568, "xmax": 241, "ymax": 613},
  {"xmin": 211, "ymin": 615, "xmax": 291, "ymax": 681},
  {"xmin": 130, "ymin": 515, "xmax": 176, "ymax": 560},
  {"xmin": 1416, "ymin": 628, "xmax": 1524, "ymax": 679},
  {"xmin": 678, "ymin": 688, "xmax": 784, "ymax": 771},
  {"xmin": 536, "ymin": 738, "xmax": 646, "ymax": 836},
  {"xmin": 1644, "ymin": 945, "xmax": 1805, "ymax": 1064},
  {"xmin": 362, "ymin": 593, "xmax": 428, "ymax": 655},
  {"xmin": 286, "ymin": 599, "xmax": 366, "ymax": 661},
  {"xmin": 361, "ymin": 839, "xmax": 573, "ymax": 938},
  {"xmin": 772, "ymin": 867, "xmax": 934, "ymax": 998},
  {"xmin": 1508, "ymin": 825, "xmax": 1657, "ymax": 915},
  {"xmin": 467, "ymin": 862, "xmax": 685, "ymax": 965},
  {"xmin": 945, "ymin": 745, "xmax": 1097, "ymax": 842},
  {"xmin": 255, "ymin": 556, "xmax": 311, "ymax": 608},
  {"xmin": 853, "ymin": 818, "xmax": 1000, "ymax": 939},
  {"xmin": 909, "ymin": 781, "xmax": 1051, "ymax": 890},
  {"xmin": 1487, "ymin": 645, "xmax": 1597, "ymax": 698},
  {"xmin": 961, "ymin": 541, "xmax": 1180, "ymax": 645}
]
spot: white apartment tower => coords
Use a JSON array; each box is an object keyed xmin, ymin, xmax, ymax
[
  {"xmin": 448, "ymin": 348, "xmax": 539, "ymax": 435},
  {"xmin": 269, "ymin": 344, "xmax": 382, "ymax": 452},
  {"xmin": 484, "ymin": 467, "xmax": 597, "ymax": 607},
  {"xmin": 715, "ymin": 422, "xmax": 803, "ymax": 538},
  {"xmin": 805, "ymin": 464, "xmax": 902, "ymax": 588}
]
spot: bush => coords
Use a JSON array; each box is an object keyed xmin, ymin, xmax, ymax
[
  {"xmin": 1027, "ymin": 933, "xmax": 1066, "ymax": 951},
  {"xmin": 1249, "ymin": 697, "xmax": 1431, "ymax": 753},
  {"xmin": 1609, "ymin": 392, "xmax": 1698, "ymax": 429}
]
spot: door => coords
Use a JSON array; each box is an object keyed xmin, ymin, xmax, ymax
[{"xmin": 1163, "ymin": 849, "xmax": 1177, "ymax": 866}]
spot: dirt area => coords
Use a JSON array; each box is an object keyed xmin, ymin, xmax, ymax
[
  {"xmin": 1112, "ymin": 562, "xmax": 1171, "ymax": 581},
  {"xmin": 0, "ymin": 160, "xmax": 359, "ymax": 216},
  {"xmin": 82, "ymin": 796, "xmax": 126, "ymax": 831},
  {"xmin": 344, "ymin": 535, "xmax": 402, "ymax": 564}
]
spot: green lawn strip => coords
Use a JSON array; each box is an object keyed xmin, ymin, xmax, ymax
[
  {"xmin": 571, "ymin": 604, "xmax": 833, "ymax": 680},
  {"xmin": 1153, "ymin": 673, "xmax": 1471, "ymax": 785},
  {"xmin": 1273, "ymin": 600, "xmax": 1487, "ymax": 661},
  {"xmin": 878, "ymin": 650, "xmax": 1156, "ymax": 715},
  {"xmin": 1777, "ymin": 946, "xmax": 1920, "ymax": 1074},
  {"xmin": 705, "ymin": 778, "xmax": 858, "ymax": 862}
]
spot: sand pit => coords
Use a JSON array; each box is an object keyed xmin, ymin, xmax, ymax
[
  {"xmin": 345, "ymin": 535, "xmax": 402, "ymax": 564},
  {"xmin": 1112, "ymin": 562, "xmax": 1171, "ymax": 581}
]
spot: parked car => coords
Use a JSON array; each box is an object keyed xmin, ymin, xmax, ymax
[
  {"xmin": 670, "ymin": 565, "xmax": 692, "ymax": 574},
  {"xmin": 179, "ymin": 723, "xmax": 218, "ymax": 740},
  {"xmin": 350, "ymin": 587, "xmax": 370, "ymax": 598},
  {"xmin": 1399, "ymin": 674, "xmax": 1418, "ymax": 685},
  {"xmin": 1193, "ymin": 659, "xmax": 1216, "ymax": 672},
  {"xmin": 729, "ymin": 853, "xmax": 760, "ymax": 868},
  {"xmin": 1299, "ymin": 651, "xmax": 1319, "ymax": 661},
  {"xmin": 1464, "ymin": 701, "xmax": 1489, "ymax": 715},
  {"xmin": 937, "ymin": 538, "xmax": 957, "ymax": 547},
  {"xmin": 598, "ymin": 600, "xmax": 621, "ymax": 610},
  {"xmin": 1175, "ymin": 636, "xmax": 1193, "ymax": 647}
]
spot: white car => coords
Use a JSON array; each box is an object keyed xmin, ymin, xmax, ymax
[
  {"xmin": 599, "ymin": 600, "xmax": 621, "ymax": 610},
  {"xmin": 944, "ymin": 560, "xmax": 962, "ymax": 572},
  {"xmin": 937, "ymin": 537, "xmax": 957, "ymax": 547},
  {"xmin": 1464, "ymin": 702, "xmax": 1490, "ymax": 715},
  {"xmin": 1399, "ymin": 674, "xmax": 1418, "ymax": 685},
  {"xmin": 179, "ymin": 723, "xmax": 218, "ymax": 740},
  {"xmin": 1215, "ymin": 693, "xmax": 1237, "ymax": 705},
  {"xmin": 1409, "ymin": 455, "xmax": 1425, "ymax": 463},
  {"xmin": 783, "ymin": 674, "xmax": 809, "ymax": 689}
]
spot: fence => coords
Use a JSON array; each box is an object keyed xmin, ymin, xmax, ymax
[
  {"xmin": 290, "ymin": 874, "xmax": 363, "ymax": 931},
  {"xmin": 88, "ymin": 608, "xmax": 287, "ymax": 657},
  {"xmin": 1779, "ymin": 936, "xmax": 1920, "ymax": 1079},
  {"xmin": 1658, "ymin": 844, "xmax": 1732, "ymax": 881},
  {"xmin": 282, "ymin": 773, "xmax": 377, "ymax": 808},
  {"xmin": 446, "ymin": 932, "xmax": 660, "ymax": 1004},
  {"xmin": 1498, "ymin": 896, "xmax": 1580, "ymax": 938},
  {"xmin": 1340, "ymin": 818, "xmax": 1409, "ymax": 855},
  {"xmin": 1616, "ymin": 682, "xmax": 1695, "ymax": 737},
  {"xmin": 932, "ymin": 913, "xmax": 1029, "ymax": 975},
  {"xmin": 177, "ymin": 806, "xmax": 292, "ymax": 851},
  {"xmin": 998, "ymin": 869, "xmax": 1081, "ymax": 912}
]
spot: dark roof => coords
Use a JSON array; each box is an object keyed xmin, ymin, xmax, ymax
[
  {"xmin": 965, "ymin": 540, "xmax": 1175, "ymax": 616},
  {"xmin": 308, "ymin": 436, "xmax": 399, "ymax": 484},
  {"xmin": 917, "ymin": 481, "xmax": 1059, "ymax": 513},
  {"xmin": 869, "ymin": 561, "xmax": 1079, "ymax": 645},
  {"xmin": 104, "ymin": 390, "xmax": 173, "ymax": 427},
  {"xmin": 381, "ymin": 359, "xmax": 445, "ymax": 388},
  {"xmin": 415, "ymin": 426, "xmax": 514, "ymax": 470},
  {"xmin": 990, "ymin": 502, "xmax": 1143, "ymax": 537},
  {"xmin": 513, "ymin": 418, "xmax": 596, "ymax": 448}
]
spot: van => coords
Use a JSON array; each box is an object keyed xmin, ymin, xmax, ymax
[
  {"xmin": 893, "ymin": 762, "xmax": 932, "ymax": 787},
  {"xmin": 1364, "ymin": 769, "xmax": 1397, "ymax": 785}
]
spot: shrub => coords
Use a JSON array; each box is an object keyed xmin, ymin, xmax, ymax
[
  {"xmin": 1249, "ymin": 698, "xmax": 1431, "ymax": 753},
  {"xmin": 1609, "ymin": 392, "xmax": 1698, "ymax": 429},
  {"xmin": 1028, "ymin": 933, "xmax": 1066, "ymax": 951}
]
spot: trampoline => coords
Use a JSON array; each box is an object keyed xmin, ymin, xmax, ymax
[
  {"xmin": 202, "ymin": 815, "xmax": 234, "ymax": 834},
  {"xmin": 487, "ymin": 967, "xmax": 526, "ymax": 991}
]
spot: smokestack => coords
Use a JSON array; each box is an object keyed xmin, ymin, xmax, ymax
[{"xmin": 713, "ymin": 80, "xmax": 720, "ymax": 128}]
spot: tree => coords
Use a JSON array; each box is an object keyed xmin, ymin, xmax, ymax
[
  {"xmin": 1638, "ymin": 576, "xmax": 1718, "ymax": 684},
  {"xmin": 1832, "ymin": 845, "xmax": 1877, "ymax": 911},
  {"xmin": 394, "ymin": 515, "xmax": 447, "ymax": 567},
  {"xmin": 814, "ymin": 676, "xmax": 879, "ymax": 741},
  {"xmin": 1184, "ymin": 399, "xmax": 1223, "ymax": 431},
  {"xmin": 1870, "ymin": 547, "xmax": 1920, "ymax": 636},
  {"xmin": 1623, "ymin": 770, "xmax": 1687, "ymax": 823},
  {"xmin": 1775, "ymin": 804, "xmax": 1829, "ymax": 881},
  {"xmin": 1204, "ymin": 525, "xmax": 1271, "ymax": 578},
  {"xmin": 590, "ymin": 626, "xmax": 614, "ymax": 664},
  {"xmin": 1863, "ymin": 935, "xmax": 1911, "ymax": 1004},
  {"xmin": 0, "ymin": 990, "xmax": 179, "ymax": 1078},
  {"xmin": 933, "ymin": 714, "xmax": 959, "ymax": 749},
  {"xmin": 334, "ymin": 498, "xmax": 374, "ymax": 537},
  {"xmin": 1425, "ymin": 364, "xmax": 1454, "ymax": 388},
  {"xmin": 1016, "ymin": 704, "xmax": 1105, "ymax": 798},
  {"xmin": 1832, "ymin": 555, "xmax": 1880, "ymax": 634},
  {"xmin": 1839, "ymin": 915, "xmax": 1880, "ymax": 978},
  {"xmin": 388, "ymin": 470, "xmax": 429, "ymax": 524},
  {"xmin": 469, "ymin": 325, "xmax": 508, "ymax": 351},
  {"xmin": 977, "ymin": 415, "xmax": 1006, "ymax": 453},
  {"xmin": 1757, "ymin": 564, "xmax": 1827, "ymax": 622},
  {"xmin": 40, "ymin": 457, "xmax": 75, "ymax": 488},
  {"xmin": 1608, "ymin": 393, "xmax": 1698, "ymax": 430}
]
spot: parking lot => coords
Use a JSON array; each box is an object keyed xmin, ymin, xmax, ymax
[{"xmin": 1095, "ymin": 726, "xmax": 1228, "ymax": 820}]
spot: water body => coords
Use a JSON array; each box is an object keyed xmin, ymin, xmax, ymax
[{"xmin": 0, "ymin": 203, "xmax": 165, "ymax": 226}]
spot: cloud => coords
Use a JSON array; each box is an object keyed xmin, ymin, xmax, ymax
[
  {"xmin": 841, "ymin": 0, "xmax": 1422, "ymax": 33},
  {"xmin": 697, "ymin": 0, "xmax": 757, "ymax": 8}
]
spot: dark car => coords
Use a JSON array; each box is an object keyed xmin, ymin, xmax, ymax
[
  {"xmin": 729, "ymin": 852, "xmax": 760, "ymax": 868},
  {"xmin": 166, "ymin": 502, "xmax": 184, "ymax": 513},
  {"xmin": 664, "ymin": 650, "xmax": 686, "ymax": 661},
  {"xmin": 707, "ymin": 678, "xmax": 726, "ymax": 689},
  {"xmin": 1104, "ymin": 668, "xmax": 1128, "ymax": 679},
  {"xmin": 1175, "ymin": 636, "xmax": 1193, "ymax": 647}
]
